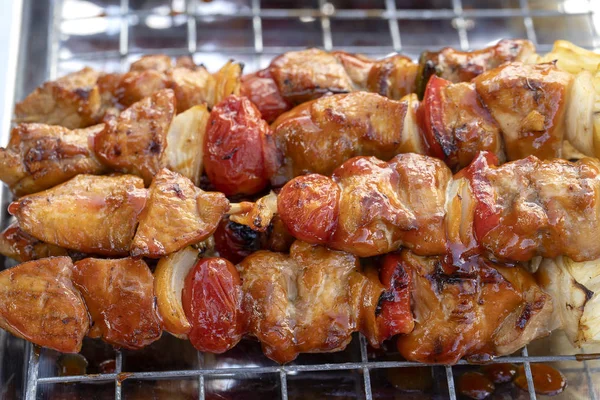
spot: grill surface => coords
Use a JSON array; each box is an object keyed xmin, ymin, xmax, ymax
[{"xmin": 2, "ymin": 0, "xmax": 600, "ymax": 399}]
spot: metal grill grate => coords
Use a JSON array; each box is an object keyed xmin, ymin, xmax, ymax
[{"xmin": 3, "ymin": 0, "xmax": 600, "ymax": 399}]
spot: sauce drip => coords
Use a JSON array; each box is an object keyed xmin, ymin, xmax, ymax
[
  {"xmin": 385, "ymin": 367, "xmax": 434, "ymax": 392},
  {"xmin": 514, "ymin": 364, "xmax": 566, "ymax": 396},
  {"xmin": 481, "ymin": 363, "xmax": 517, "ymax": 384},
  {"xmin": 457, "ymin": 372, "xmax": 495, "ymax": 400},
  {"xmin": 98, "ymin": 359, "xmax": 116, "ymax": 374},
  {"xmin": 57, "ymin": 354, "xmax": 88, "ymax": 376}
]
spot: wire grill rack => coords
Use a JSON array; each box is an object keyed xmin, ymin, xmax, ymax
[{"xmin": 1, "ymin": 0, "xmax": 600, "ymax": 399}]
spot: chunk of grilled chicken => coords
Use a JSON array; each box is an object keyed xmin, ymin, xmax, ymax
[
  {"xmin": 131, "ymin": 169, "xmax": 228, "ymax": 258},
  {"xmin": 8, "ymin": 174, "xmax": 147, "ymax": 256},
  {"xmin": 453, "ymin": 152, "xmax": 600, "ymax": 263},
  {"xmin": 0, "ymin": 123, "xmax": 107, "ymax": 196},
  {"xmin": 419, "ymin": 76, "xmax": 505, "ymax": 169},
  {"xmin": 416, "ymin": 38, "xmax": 536, "ymax": 97},
  {"xmin": 14, "ymin": 67, "xmax": 102, "ymax": 129},
  {"xmin": 0, "ymin": 222, "xmax": 68, "ymax": 262},
  {"xmin": 0, "ymin": 257, "xmax": 89, "ymax": 353},
  {"xmin": 270, "ymin": 92, "xmax": 424, "ymax": 185},
  {"xmin": 274, "ymin": 151, "xmax": 600, "ymax": 263},
  {"xmin": 395, "ymin": 250, "xmax": 552, "ymax": 364},
  {"xmin": 73, "ymin": 257, "xmax": 162, "ymax": 350},
  {"xmin": 94, "ymin": 89, "xmax": 176, "ymax": 184},
  {"xmin": 100, "ymin": 56, "xmax": 242, "ymax": 114},
  {"xmin": 244, "ymin": 41, "xmax": 532, "ymax": 122},
  {"xmin": 278, "ymin": 154, "xmax": 450, "ymax": 258},
  {"xmin": 473, "ymin": 62, "xmax": 572, "ymax": 160},
  {"xmin": 238, "ymin": 241, "xmax": 384, "ymax": 364},
  {"xmin": 242, "ymin": 48, "xmax": 419, "ymax": 122},
  {"xmin": 269, "ymin": 60, "xmax": 574, "ymax": 186}
]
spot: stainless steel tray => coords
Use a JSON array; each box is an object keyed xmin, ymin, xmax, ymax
[{"xmin": 1, "ymin": 0, "xmax": 600, "ymax": 399}]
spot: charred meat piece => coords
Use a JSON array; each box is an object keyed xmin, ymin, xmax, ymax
[
  {"xmin": 416, "ymin": 39, "xmax": 536, "ymax": 98},
  {"xmin": 238, "ymin": 241, "xmax": 384, "ymax": 363},
  {"xmin": 395, "ymin": 250, "xmax": 552, "ymax": 364},
  {"xmin": 461, "ymin": 152, "xmax": 600, "ymax": 262},
  {"xmin": 131, "ymin": 169, "xmax": 228, "ymax": 258},
  {"xmin": 15, "ymin": 67, "xmax": 102, "ymax": 129},
  {"xmin": 270, "ymin": 92, "xmax": 422, "ymax": 185},
  {"xmin": 243, "ymin": 49, "xmax": 419, "ymax": 122},
  {"xmin": 278, "ymin": 153, "xmax": 450, "ymax": 258},
  {"xmin": 9, "ymin": 174, "xmax": 147, "ymax": 256},
  {"xmin": 72, "ymin": 257, "xmax": 162, "ymax": 349},
  {"xmin": 474, "ymin": 62, "xmax": 572, "ymax": 161},
  {"xmin": 419, "ymin": 76, "xmax": 504, "ymax": 170},
  {"xmin": 94, "ymin": 89, "xmax": 176, "ymax": 184},
  {"xmin": 0, "ymin": 257, "xmax": 89, "ymax": 353},
  {"xmin": 0, "ymin": 123, "xmax": 107, "ymax": 196}
]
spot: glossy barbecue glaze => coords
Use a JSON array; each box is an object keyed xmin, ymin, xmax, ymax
[
  {"xmin": 204, "ymin": 95, "xmax": 274, "ymax": 195},
  {"xmin": 474, "ymin": 62, "xmax": 572, "ymax": 161},
  {"xmin": 131, "ymin": 168, "xmax": 228, "ymax": 258},
  {"xmin": 270, "ymin": 92, "xmax": 417, "ymax": 185},
  {"xmin": 277, "ymin": 151, "xmax": 600, "ymax": 263},
  {"xmin": 0, "ymin": 257, "xmax": 89, "ymax": 353},
  {"xmin": 279, "ymin": 153, "xmax": 450, "ymax": 258},
  {"xmin": 9, "ymin": 174, "xmax": 147, "ymax": 256},
  {"xmin": 0, "ymin": 123, "xmax": 107, "ymax": 196},
  {"xmin": 394, "ymin": 251, "xmax": 552, "ymax": 364},
  {"xmin": 72, "ymin": 257, "xmax": 162, "ymax": 350},
  {"xmin": 182, "ymin": 258, "xmax": 245, "ymax": 353},
  {"xmin": 416, "ymin": 38, "xmax": 536, "ymax": 96},
  {"xmin": 94, "ymin": 89, "xmax": 176, "ymax": 184},
  {"xmin": 237, "ymin": 241, "xmax": 385, "ymax": 363}
]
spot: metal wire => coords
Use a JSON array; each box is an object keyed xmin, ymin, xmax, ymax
[{"xmin": 13, "ymin": 0, "xmax": 600, "ymax": 399}]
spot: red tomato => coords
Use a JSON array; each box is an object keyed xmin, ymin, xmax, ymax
[
  {"xmin": 182, "ymin": 257, "xmax": 245, "ymax": 353},
  {"xmin": 213, "ymin": 218, "xmax": 262, "ymax": 264},
  {"xmin": 377, "ymin": 254, "xmax": 414, "ymax": 341},
  {"xmin": 277, "ymin": 174, "xmax": 340, "ymax": 244},
  {"xmin": 458, "ymin": 152, "xmax": 502, "ymax": 242},
  {"xmin": 419, "ymin": 75, "xmax": 452, "ymax": 160},
  {"xmin": 204, "ymin": 95, "xmax": 271, "ymax": 196}
]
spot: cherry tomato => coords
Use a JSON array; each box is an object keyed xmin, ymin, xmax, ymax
[
  {"xmin": 277, "ymin": 174, "xmax": 340, "ymax": 244},
  {"xmin": 419, "ymin": 75, "xmax": 452, "ymax": 160},
  {"xmin": 377, "ymin": 254, "xmax": 414, "ymax": 341},
  {"xmin": 182, "ymin": 257, "xmax": 245, "ymax": 353},
  {"xmin": 204, "ymin": 95, "xmax": 271, "ymax": 196},
  {"xmin": 213, "ymin": 218, "xmax": 262, "ymax": 264}
]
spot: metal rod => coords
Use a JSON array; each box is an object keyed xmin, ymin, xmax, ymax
[
  {"xmin": 57, "ymin": 7, "xmax": 593, "ymax": 21},
  {"xmin": 186, "ymin": 0, "xmax": 197, "ymax": 54},
  {"xmin": 520, "ymin": 0, "xmax": 538, "ymax": 45},
  {"xmin": 279, "ymin": 370, "xmax": 288, "ymax": 400},
  {"xmin": 385, "ymin": 0, "xmax": 402, "ymax": 52},
  {"xmin": 445, "ymin": 365, "xmax": 457, "ymax": 400},
  {"xmin": 359, "ymin": 335, "xmax": 373, "ymax": 400},
  {"xmin": 521, "ymin": 347, "xmax": 538, "ymax": 400},
  {"xmin": 24, "ymin": 344, "xmax": 39, "ymax": 400},
  {"xmin": 33, "ymin": 351, "xmax": 600, "ymax": 385},
  {"xmin": 452, "ymin": 0, "xmax": 470, "ymax": 50},
  {"xmin": 119, "ymin": 0, "xmax": 130, "ymax": 71},
  {"xmin": 114, "ymin": 350, "xmax": 123, "ymax": 400},
  {"xmin": 318, "ymin": 0, "xmax": 333, "ymax": 51}
]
